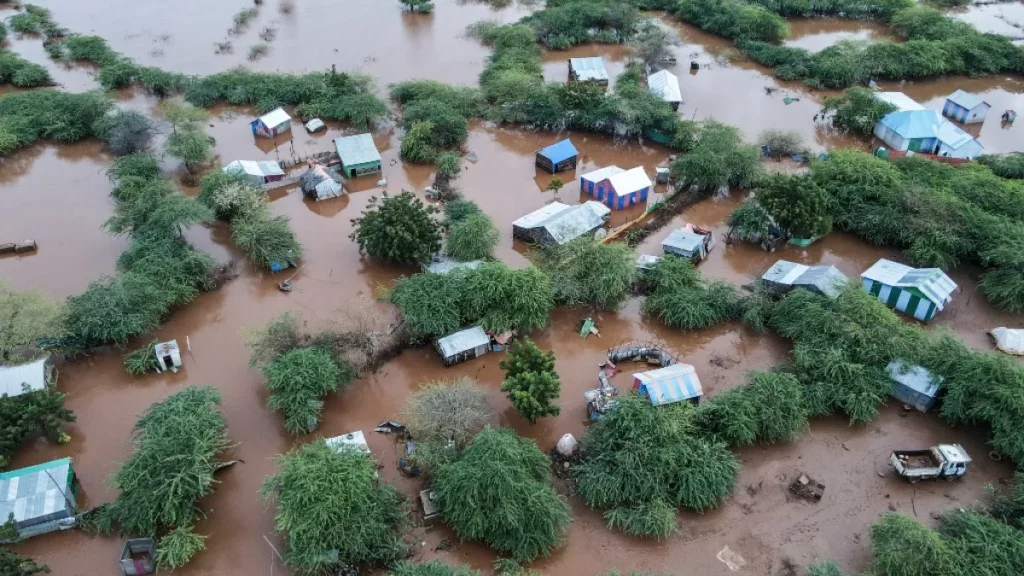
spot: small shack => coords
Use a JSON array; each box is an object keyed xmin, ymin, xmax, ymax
[
  {"xmin": 662, "ymin": 224, "xmax": 715, "ymax": 263},
  {"xmin": 861, "ymin": 259, "xmax": 957, "ymax": 322},
  {"xmin": 580, "ymin": 166, "xmax": 652, "ymax": 210},
  {"xmin": 990, "ymin": 327, "xmax": 1024, "ymax": 356},
  {"xmin": 435, "ymin": 326, "xmax": 490, "ymax": 367},
  {"xmin": 0, "ymin": 457, "xmax": 78, "ymax": 539},
  {"xmin": 300, "ymin": 163, "xmax": 344, "ymax": 201},
  {"xmin": 0, "ymin": 356, "xmax": 55, "ymax": 398},
  {"xmin": 943, "ymin": 90, "xmax": 990, "ymax": 124},
  {"xmin": 326, "ymin": 430, "xmax": 371, "ymax": 455},
  {"xmin": 334, "ymin": 134, "xmax": 382, "ymax": 178},
  {"xmin": 873, "ymin": 92, "xmax": 983, "ymax": 159},
  {"xmin": 420, "ymin": 489, "xmax": 441, "ymax": 526},
  {"xmin": 647, "ymin": 69, "xmax": 682, "ymax": 110},
  {"xmin": 422, "ymin": 256, "xmax": 482, "ymax": 275},
  {"xmin": 887, "ymin": 360, "xmax": 942, "ymax": 413},
  {"xmin": 511, "ymin": 201, "xmax": 610, "ymax": 246},
  {"xmin": 535, "ymin": 139, "xmax": 578, "ymax": 174},
  {"xmin": 154, "ymin": 340, "xmax": 182, "ymax": 373},
  {"xmin": 760, "ymin": 260, "xmax": 848, "ymax": 299},
  {"xmin": 223, "ymin": 160, "xmax": 285, "ymax": 186},
  {"xmin": 250, "ymin": 107, "xmax": 292, "ymax": 138},
  {"xmin": 119, "ymin": 538, "xmax": 157, "ymax": 576},
  {"xmin": 633, "ymin": 363, "xmax": 703, "ymax": 407},
  {"xmin": 568, "ymin": 57, "xmax": 609, "ymax": 86}
]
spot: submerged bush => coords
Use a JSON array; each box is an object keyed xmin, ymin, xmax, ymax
[
  {"xmin": 539, "ymin": 238, "xmax": 637, "ymax": 310},
  {"xmin": 262, "ymin": 440, "xmax": 409, "ymax": 574},
  {"xmin": 822, "ymin": 87, "xmax": 897, "ymax": 137},
  {"xmin": 434, "ymin": 428, "xmax": 570, "ymax": 561},
  {"xmin": 0, "ymin": 387, "xmax": 74, "ymax": 469},
  {"xmin": 0, "ymin": 90, "xmax": 111, "ymax": 155},
  {"xmin": 694, "ymin": 371, "xmax": 808, "ymax": 445},
  {"xmin": 402, "ymin": 377, "xmax": 494, "ymax": 448},
  {"xmin": 756, "ymin": 173, "xmax": 832, "ymax": 239},
  {"xmin": 669, "ymin": 121, "xmax": 762, "ymax": 191},
  {"xmin": 263, "ymin": 347, "xmax": 354, "ymax": 434},
  {"xmin": 0, "ymin": 282, "xmax": 65, "ymax": 364},
  {"xmin": 351, "ymin": 190, "xmax": 442, "ymax": 265},
  {"xmin": 446, "ymin": 212, "xmax": 498, "ymax": 261},
  {"xmin": 644, "ymin": 256, "xmax": 742, "ymax": 330}
]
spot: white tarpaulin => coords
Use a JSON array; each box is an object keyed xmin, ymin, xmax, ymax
[{"xmin": 990, "ymin": 327, "xmax": 1024, "ymax": 355}]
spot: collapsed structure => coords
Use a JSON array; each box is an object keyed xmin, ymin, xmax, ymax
[{"xmin": 760, "ymin": 260, "xmax": 848, "ymax": 299}]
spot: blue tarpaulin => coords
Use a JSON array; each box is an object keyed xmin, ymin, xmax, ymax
[
  {"xmin": 538, "ymin": 139, "xmax": 578, "ymax": 165},
  {"xmin": 632, "ymin": 363, "xmax": 703, "ymax": 406}
]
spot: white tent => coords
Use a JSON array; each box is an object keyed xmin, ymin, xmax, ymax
[
  {"xmin": 990, "ymin": 327, "xmax": 1024, "ymax": 355},
  {"xmin": 647, "ymin": 70, "xmax": 681, "ymax": 107}
]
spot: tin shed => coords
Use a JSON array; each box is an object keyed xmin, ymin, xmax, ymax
[
  {"xmin": 887, "ymin": 360, "xmax": 942, "ymax": 413},
  {"xmin": 647, "ymin": 70, "xmax": 681, "ymax": 110},
  {"xmin": 536, "ymin": 139, "xmax": 578, "ymax": 174},
  {"xmin": 250, "ymin": 107, "xmax": 292, "ymax": 138},
  {"xmin": 943, "ymin": 90, "xmax": 990, "ymax": 124},
  {"xmin": 568, "ymin": 57, "xmax": 609, "ymax": 85},
  {"xmin": 633, "ymin": 363, "xmax": 703, "ymax": 406},
  {"xmin": 581, "ymin": 166, "xmax": 652, "ymax": 210},
  {"xmin": 662, "ymin": 225, "xmax": 715, "ymax": 263},
  {"xmin": 861, "ymin": 259, "xmax": 957, "ymax": 322},
  {"xmin": 0, "ymin": 458, "xmax": 78, "ymax": 539},
  {"xmin": 223, "ymin": 160, "xmax": 285, "ymax": 186},
  {"xmin": 512, "ymin": 201, "xmax": 610, "ymax": 246},
  {"xmin": 334, "ymin": 134, "xmax": 382, "ymax": 178},
  {"xmin": 435, "ymin": 326, "xmax": 490, "ymax": 367},
  {"xmin": 422, "ymin": 256, "xmax": 482, "ymax": 275},
  {"xmin": 326, "ymin": 430, "xmax": 371, "ymax": 455},
  {"xmin": 0, "ymin": 356, "xmax": 55, "ymax": 398},
  {"xmin": 154, "ymin": 340, "xmax": 182, "ymax": 373},
  {"xmin": 760, "ymin": 260, "xmax": 848, "ymax": 299}
]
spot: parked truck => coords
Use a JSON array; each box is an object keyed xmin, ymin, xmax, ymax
[{"xmin": 890, "ymin": 444, "xmax": 971, "ymax": 482}]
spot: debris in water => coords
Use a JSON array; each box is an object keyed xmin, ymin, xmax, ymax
[
  {"xmin": 788, "ymin": 472, "xmax": 825, "ymax": 503},
  {"xmin": 716, "ymin": 546, "xmax": 746, "ymax": 572},
  {"xmin": 465, "ymin": 151, "xmax": 479, "ymax": 163},
  {"xmin": 0, "ymin": 240, "xmax": 37, "ymax": 254}
]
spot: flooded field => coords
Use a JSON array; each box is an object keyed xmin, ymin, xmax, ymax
[
  {"xmin": 3, "ymin": 1, "xmax": 1024, "ymax": 575},
  {"xmin": 954, "ymin": 2, "xmax": 1024, "ymax": 43},
  {"xmin": 784, "ymin": 18, "xmax": 899, "ymax": 52}
]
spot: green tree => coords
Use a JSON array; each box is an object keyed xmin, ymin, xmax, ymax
[
  {"xmin": 400, "ymin": 120, "xmax": 439, "ymax": 163},
  {"xmin": 499, "ymin": 338, "xmax": 561, "ymax": 423},
  {"xmin": 402, "ymin": 99, "xmax": 469, "ymax": 149},
  {"xmin": 670, "ymin": 121, "xmax": 762, "ymax": 191},
  {"xmin": 540, "ymin": 238, "xmax": 637, "ymax": 309},
  {"xmin": 434, "ymin": 428, "xmax": 570, "ymax": 561},
  {"xmin": 0, "ymin": 548, "xmax": 50, "ymax": 575},
  {"xmin": 262, "ymin": 347, "xmax": 354, "ymax": 434},
  {"xmin": 575, "ymin": 395, "xmax": 738, "ymax": 538},
  {"xmin": 822, "ymin": 87, "xmax": 896, "ymax": 137},
  {"xmin": 627, "ymin": 19, "xmax": 679, "ymax": 68},
  {"xmin": 693, "ymin": 371, "xmax": 808, "ymax": 446},
  {"xmin": 167, "ymin": 129, "xmax": 213, "ymax": 174},
  {"xmin": 262, "ymin": 440, "xmax": 409, "ymax": 574},
  {"xmin": 546, "ymin": 176, "xmax": 564, "ymax": 198},
  {"xmin": 756, "ymin": 174, "xmax": 832, "ymax": 239},
  {"xmin": 870, "ymin": 513, "xmax": 956, "ymax": 576},
  {"xmin": 0, "ymin": 282, "xmax": 65, "ymax": 363},
  {"xmin": 446, "ymin": 212, "xmax": 498, "ymax": 261},
  {"xmin": 643, "ymin": 256, "xmax": 742, "ymax": 330},
  {"xmin": 351, "ymin": 190, "xmax": 441, "ymax": 265},
  {"xmin": 0, "ymin": 388, "xmax": 74, "ymax": 469}
]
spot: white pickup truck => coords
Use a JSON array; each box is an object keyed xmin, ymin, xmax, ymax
[{"xmin": 890, "ymin": 444, "xmax": 971, "ymax": 482}]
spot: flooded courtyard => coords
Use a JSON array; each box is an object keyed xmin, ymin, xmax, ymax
[{"xmin": 3, "ymin": 0, "xmax": 1024, "ymax": 574}]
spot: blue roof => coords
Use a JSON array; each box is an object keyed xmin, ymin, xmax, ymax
[
  {"xmin": 633, "ymin": 364, "xmax": 703, "ymax": 406},
  {"xmin": 880, "ymin": 109, "xmax": 946, "ymax": 139},
  {"xmin": 946, "ymin": 89, "xmax": 988, "ymax": 111},
  {"xmin": 538, "ymin": 139, "xmax": 578, "ymax": 164}
]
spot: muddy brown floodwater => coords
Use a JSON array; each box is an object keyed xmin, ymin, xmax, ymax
[
  {"xmin": 785, "ymin": 17, "xmax": 899, "ymax": 52},
  {"xmin": 4, "ymin": 2, "xmax": 1024, "ymax": 575}
]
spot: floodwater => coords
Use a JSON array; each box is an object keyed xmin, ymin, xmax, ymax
[
  {"xmin": 785, "ymin": 18, "xmax": 898, "ymax": 52},
  {"xmin": 953, "ymin": 2, "xmax": 1024, "ymax": 42},
  {"xmin": 3, "ymin": 2, "xmax": 1024, "ymax": 575}
]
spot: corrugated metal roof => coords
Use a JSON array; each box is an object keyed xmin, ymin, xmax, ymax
[
  {"xmin": 946, "ymin": 89, "xmax": 988, "ymax": 111},
  {"xmin": 258, "ymin": 107, "xmax": 291, "ymax": 128},
  {"xmin": 569, "ymin": 57, "xmax": 609, "ymax": 82},
  {"xmin": 334, "ymin": 134, "xmax": 382, "ymax": 166},
  {"xmin": 876, "ymin": 92, "xmax": 925, "ymax": 112},
  {"xmin": 424, "ymin": 258, "xmax": 482, "ymax": 274},
  {"xmin": 0, "ymin": 357, "xmax": 49, "ymax": 398},
  {"xmin": 581, "ymin": 165, "xmax": 624, "ymax": 183},
  {"xmin": 325, "ymin": 431, "xmax": 370, "ymax": 454},
  {"xmin": 540, "ymin": 201, "xmax": 610, "ymax": 245},
  {"xmin": 607, "ymin": 167, "xmax": 652, "ymax": 194},
  {"xmin": 762, "ymin": 260, "xmax": 809, "ymax": 285},
  {"xmin": 796, "ymin": 265, "xmax": 848, "ymax": 299},
  {"xmin": 880, "ymin": 109, "xmax": 946, "ymax": 139},
  {"xmin": 0, "ymin": 458, "xmax": 73, "ymax": 524},
  {"xmin": 538, "ymin": 139, "xmax": 578, "ymax": 164},
  {"xmin": 663, "ymin": 228, "xmax": 705, "ymax": 255},
  {"xmin": 224, "ymin": 160, "xmax": 284, "ymax": 178},
  {"xmin": 861, "ymin": 259, "xmax": 957, "ymax": 307},
  {"xmin": 886, "ymin": 360, "xmax": 941, "ymax": 398},
  {"xmin": 647, "ymin": 70, "xmax": 681, "ymax": 103},
  {"xmin": 513, "ymin": 202, "xmax": 573, "ymax": 230},
  {"xmin": 633, "ymin": 363, "xmax": 702, "ymax": 406},
  {"xmin": 436, "ymin": 326, "xmax": 489, "ymax": 358}
]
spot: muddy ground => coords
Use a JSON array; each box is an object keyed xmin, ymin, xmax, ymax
[{"xmin": 4, "ymin": 0, "xmax": 1024, "ymax": 574}]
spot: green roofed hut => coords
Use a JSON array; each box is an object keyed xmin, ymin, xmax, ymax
[
  {"xmin": 861, "ymin": 259, "xmax": 957, "ymax": 322},
  {"xmin": 0, "ymin": 458, "xmax": 79, "ymax": 539},
  {"xmin": 334, "ymin": 134, "xmax": 382, "ymax": 178}
]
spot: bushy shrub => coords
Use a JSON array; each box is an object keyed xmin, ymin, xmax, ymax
[
  {"xmin": 243, "ymin": 310, "xmax": 302, "ymax": 367},
  {"xmin": 575, "ymin": 395, "xmax": 738, "ymax": 537},
  {"xmin": 756, "ymin": 174, "xmax": 832, "ymax": 239},
  {"xmin": 822, "ymin": 87, "xmax": 897, "ymax": 136},
  {"xmin": 262, "ymin": 440, "xmax": 409, "ymax": 574},
  {"xmin": 499, "ymin": 338, "xmax": 561, "ymax": 423},
  {"xmin": 0, "ymin": 52, "xmax": 53, "ymax": 89},
  {"xmin": 0, "ymin": 548, "xmax": 49, "ymax": 575},
  {"xmin": 434, "ymin": 428, "xmax": 570, "ymax": 561},
  {"xmin": 540, "ymin": 238, "xmax": 637, "ymax": 309},
  {"xmin": 0, "ymin": 388, "xmax": 74, "ymax": 469},
  {"xmin": 93, "ymin": 109, "xmax": 154, "ymax": 156},
  {"xmin": 807, "ymin": 561, "xmax": 844, "ymax": 576},
  {"xmin": 726, "ymin": 200, "xmax": 774, "ymax": 244},
  {"xmin": 390, "ymin": 80, "xmax": 484, "ymax": 117},
  {"xmin": 123, "ymin": 340, "xmax": 159, "ymax": 375},
  {"xmin": 746, "ymin": 0, "xmax": 912, "ymax": 20},
  {"xmin": 446, "ymin": 212, "xmax": 498, "ymax": 261},
  {"xmin": 675, "ymin": 0, "xmax": 788, "ymax": 43},
  {"xmin": 263, "ymin": 347, "xmax": 354, "ymax": 434},
  {"xmin": 232, "ymin": 212, "xmax": 303, "ymax": 269},
  {"xmin": 390, "ymin": 561, "xmax": 481, "ymax": 576},
  {"xmin": 758, "ymin": 129, "xmax": 806, "ymax": 158},
  {"xmin": 0, "ymin": 90, "xmax": 111, "ymax": 155},
  {"xmin": 694, "ymin": 371, "xmax": 807, "ymax": 445},
  {"xmin": 978, "ymin": 154, "xmax": 1024, "ymax": 180},
  {"xmin": 669, "ymin": 121, "xmax": 762, "ymax": 191},
  {"xmin": 351, "ymin": 190, "xmax": 441, "ymax": 264},
  {"xmin": 643, "ymin": 256, "xmax": 742, "ymax": 330},
  {"xmin": 402, "ymin": 99, "xmax": 469, "ymax": 150},
  {"xmin": 0, "ymin": 282, "xmax": 65, "ymax": 364},
  {"xmin": 402, "ymin": 377, "xmax": 494, "ymax": 448},
  {"xmin": 523, "ymin": 0, "xmax": 638, "ymax": 48}
]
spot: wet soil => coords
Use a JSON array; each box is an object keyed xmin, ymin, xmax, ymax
[{"xmin": 3, "ymin": 3, "xmax": 1024, "ymax": 576}]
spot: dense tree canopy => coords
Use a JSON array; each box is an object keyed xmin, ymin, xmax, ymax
[
  {"xmin": 434, "ymin": 428, "xmax": 570, "ymax": 561},
  {"xmin": 263, "ymin": 347, "xmax": 353, "ymax": 434},
  {"xmin": 0, "ymin": 283, "xmax": 65, "ymax": 364},
  {"xmin": 756, "ymin": 174, "xmax": 832, "ymax": 239},
  {"xmin": 446, "ymin": 212, "xmax": 498, "ymax": 262},
  {"xmin": 499, "ymin": 339, "xmax": 561, "ymax": 423},
  {"xmin": 262, "ymin": 440, "xmax": 409, "ymax": 574},
  {"xmin": 643, "ymin": 256, "xmax": 742, "ymax": 330},
  {"xmin": 352, "ymin": 191, "xmax": 442, "ymax": 265},
  {"xmin": 540, "ymin": 238, "xmax": 636, "ymax": 309}
]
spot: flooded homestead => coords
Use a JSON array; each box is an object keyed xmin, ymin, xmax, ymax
[{"xmin": 3, "ymin": 0, "xmax": 1024, "ymax": 575}]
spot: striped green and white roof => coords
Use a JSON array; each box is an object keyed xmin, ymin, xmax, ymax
[{"xmin": 861, "ymin": 259, "xmax": 957, "ymax": 308}]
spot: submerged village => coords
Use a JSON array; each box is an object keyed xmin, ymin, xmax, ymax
[{"xmin": 4, "ymin": 0, "xmax": 1024, "ymax": 574}]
